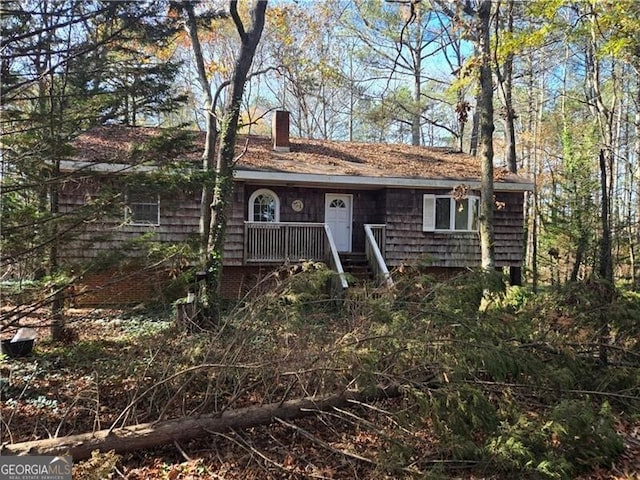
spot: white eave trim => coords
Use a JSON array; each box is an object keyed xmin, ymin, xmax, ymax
[
  {"xmin": 234, "ymin": 170, "xmax": 534, "ymax": 192},
  {"xmin": 59, "ymin": 160, "xmax": 156, "ymax": 174},
  {"xmin": 60, "ymin": 160, "xmax": 534, "ymax": 192}
]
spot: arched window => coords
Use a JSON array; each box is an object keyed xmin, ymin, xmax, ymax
[{"xmin": 248, "ymin": 189, "xmax": 280, "ymax": 222}]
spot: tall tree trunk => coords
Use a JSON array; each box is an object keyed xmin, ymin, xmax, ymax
[
  {"xmin": 411, "ymin": 8, "xmax": 423, "ymax": 147},
  {"xmin": 457, "ymin": 88, "xmax": 467, "ymax": 153},
  {"xmin": 598, "ymin": 150, "xmax": 613, "ymax": 282},
  {"xmin": 585, "ymin": 9, "xmax": 615, "ymax": 285},
  {"xmin": 531, "ymin": 57, "xmax": 547, "ymax": 291},
  {"xmin": 496, "ymin": 0, "xmax": 517, "ymax": 174},
  {"xmin": 634, "ymin": 82, "xmax": 640, "ymax": 289},
  {"xmin": 181, "ymin": 1, "xmax": 267, "ymax": 317},
  {"xmin": 598, "ymin": 148, "xmax": 612, "ymax": 365},
  {"xmin": 411, "ymin": 69, "xmax": 422, "ymax": 146},
  {"xmin": 584, "ymin": 4, "xmax": 615, "ymax": 365},
  {"xmin": 41, "ymin": 2, "xmax": 66, "ymax": 340},
  {"xmin": 522, "ymin": 54, "xmax": 535, "ymax": 289},
  {"xmin": 182, "ymin": 2, "xmax": 217, "ymax": 260},
  {"xmin": 205, "ymin": 1, "xmax": 267, "ymax": 311},
  {"xmin": 495, "ymin": 0, "xmax": 520, "ymax": 284},
  {"xmin": 477, "ymin": 1, "xmax": 496, "ymax": 272}
]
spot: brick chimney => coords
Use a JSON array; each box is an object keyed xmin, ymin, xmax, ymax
[{"xmin": 272, "ymin": 110, "xmax": 290, "ymax": 152}]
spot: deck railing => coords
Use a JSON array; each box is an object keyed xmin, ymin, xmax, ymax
[
  {"xmin": 364, "ymin": 224, "xmax": 393, "ymax": 288},
  {"xmin": 245, "ymin": 222, "xmax": 326, "ymax": 263},
  {"xmin": 245, "ymin": 221, "xmax": 348, "ymax": 294},
  {"xmin": 368, "ymin": 224, "xmax": 386, "ymax": 257}
]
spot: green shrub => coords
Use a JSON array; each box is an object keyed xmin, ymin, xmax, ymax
[
  {"xmin": 484, "ymin": 399, "xmax": 622, "ymax": 479},
  {"xmin": 549, "ymin": 400, "xmax": 623, "ymax": 471}
]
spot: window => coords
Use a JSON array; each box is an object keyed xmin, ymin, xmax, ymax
[
  {"xmin": 248, "ymin": 189, "xmax": 280, "ymax": 222},
  {"xmin": 125, "ymin": 193, "xmax": 160, "ymax": 226},
  {"xmin": 423, "ymin": 194, "xmax": 479, "ymax": 232}
]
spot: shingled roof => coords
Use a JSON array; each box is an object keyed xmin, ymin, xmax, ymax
[{"xmin": 67, "ymin": 125, "xmax": 531, "ymax": 186}]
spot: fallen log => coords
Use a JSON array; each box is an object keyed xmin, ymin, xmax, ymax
[{"xmin": 1, "ymin": 385, "xmax": 400, "ymax": 460}]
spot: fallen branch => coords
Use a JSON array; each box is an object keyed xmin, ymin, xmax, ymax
[{"xmin": 1, "ymin": 385, "xmax": 400, "ymax": 460}]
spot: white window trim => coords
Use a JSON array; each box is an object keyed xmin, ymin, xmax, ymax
[
  {"xmin": 125, "ymin": 194, "xmax": 160, "ymax": 226},
  {"xmin": 423, "ymin": 194, "xmax": 479, "ymax": 232},
  {"xmin": 248, "ymin": 188, "xmax": 280, "ymax": 222}
]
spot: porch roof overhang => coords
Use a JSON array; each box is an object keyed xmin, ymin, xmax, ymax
[{"xmin": 235, "ymin": 169, "xmax": 534, "ymax": 192}]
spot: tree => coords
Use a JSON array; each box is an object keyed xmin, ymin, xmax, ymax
[
  {"xmin": 263, "ymin": 1, "xmax": 353, "ymax": 140},
  {"xmin": 177, "ymin": 0, "xmax": 267, "ymax": 318},
  {"xmin": 2, "ymin": 0, "xmax": 110, "ymax": 339},
  {"xmin": 347, "ymin": 0, "xmax": 462, "ymax": 146},
  {"xmin": 593, "ymin": 0, "xmax": 640, "ymax": 289},
  {"xmin": 1, "ymin": 0, "xmax": 184, "ymax": 339},
  {"xmin": 495, "ymin": 0, "xmax": 521, "ymax": 284},
  {"xmin": 476, "ymin": 1, "xmax": 496, "ymax": 272},
  {"xmin": 433, "ymin": 0, "xmax": 496, "ymax": 272}
]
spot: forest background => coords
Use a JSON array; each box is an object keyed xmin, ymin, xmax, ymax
[{"xmin": 2, "ymin": 1, "xmax": 640, "ymax": 479}]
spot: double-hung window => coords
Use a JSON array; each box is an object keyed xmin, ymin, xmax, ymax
[
  {"xmin": 125, "ymin": 193, "xmax": 160, "ymax": 226},
  {"xmin": 423, "ymin": 194, "xmax": 479, "ymax": 232}
]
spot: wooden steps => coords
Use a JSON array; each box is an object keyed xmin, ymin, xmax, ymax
[{"xmin": 339, "ymin": 252, "xmax": 373, "ymax": 284}]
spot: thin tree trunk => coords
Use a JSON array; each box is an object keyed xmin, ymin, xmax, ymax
[
  {"xmin": 570, "ymin": 239, "xmax": 586, "ymax": 282},
  {"xmin": 531, "ymin": 55, "xmax": 546, "ymax": 291},
  {"xmin": 49, "ymin": 159, "xmax": 65, "ymax": 341},
  {"xmin": 469, "ymin": 86, "xmax": 481, "ymax": 156},
  {"xmin": 522, "ymin": 55, "xmax": 534, "ymax": 288},
  {"xmin": 42, "ymin": 5, "xmax": 66, "ymax": 340},
  {"xmin": 496, "ymin": 0, "xmax": 517, "ymax": 174},
  {"xmin": 182, "ymin": 1, "xmax": 217, "ymax": 260},
  {"xmin": 598, "ymin": 149, "xmax": 613, "ymax": 281},
  {"xmin": 584, "ymin": 6, "xmax": 614, "ymax": 364},
  {"xmin": 412, "ymin": 69, "xmax": 421, "ymax": 146},
  {"xmin": 598, "ymin": 149, "xmax": 612, "ymax": 365},
  {"xmin": 495, "ymin": 0, "xmax": 520, "ymax": 284},
  {"xmin": 634, "ymin": 81, "xmax": 640, "ymax": 289},
  {"xmin": 457, "ymin": 88, "xmax": 466, "ymax": 153}
]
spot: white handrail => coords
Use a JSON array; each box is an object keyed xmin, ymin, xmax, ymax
[
  {"xmin": 364, "ymin": 224, "xmax": 393, "ymax": 288},
  {"xmin": 323, "ymin": 224, "xmax": 349, "ymax": 290}
]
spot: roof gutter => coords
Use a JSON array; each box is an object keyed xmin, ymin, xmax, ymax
[
  {"xmin": 234, "ymin": 170, "xmax": 534, "ymax": 192},
  {"xmin": 59, "ymin": 160, "xmax": 534, "ymax": 192}
]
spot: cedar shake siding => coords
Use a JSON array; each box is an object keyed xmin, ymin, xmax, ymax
[
  {"xmin": 60, "ymin": 181, "xmax": 525, "ymax": 269},
  {"xmin": 58, "ymin": 176, "xmax": 200, "ymax": 265},
  {"xmin": 384, "ymin": 189, "xmax": 524, "ymax": 268},
  {"xmin": 222, "ymin": 182, "xmax": 246, "ymax": 267}
]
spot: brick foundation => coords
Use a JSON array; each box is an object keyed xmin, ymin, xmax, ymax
[
  {"xmin": 73, "ymin": 265, "xmax": 280, "ymax": 306},
  {"xmin": 73, "ymin": 267, "xmax": 182, "ymax": 307},
  {"xmin": 74, "ymin": 264, "xmax": 474, "ymax": 306},
  {"xmin": 220, "ymin": 265, "xmax": 279, "ymax": 299}
]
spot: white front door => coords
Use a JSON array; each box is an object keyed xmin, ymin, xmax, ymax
[{"xmin": 325, "ymin": 194, "xmax": 353, "ymax": 252}]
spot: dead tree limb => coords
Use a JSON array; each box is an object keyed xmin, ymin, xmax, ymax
[{"xmin": 1, "ymin": 386, "xmax": 400, "ymax": 460}]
